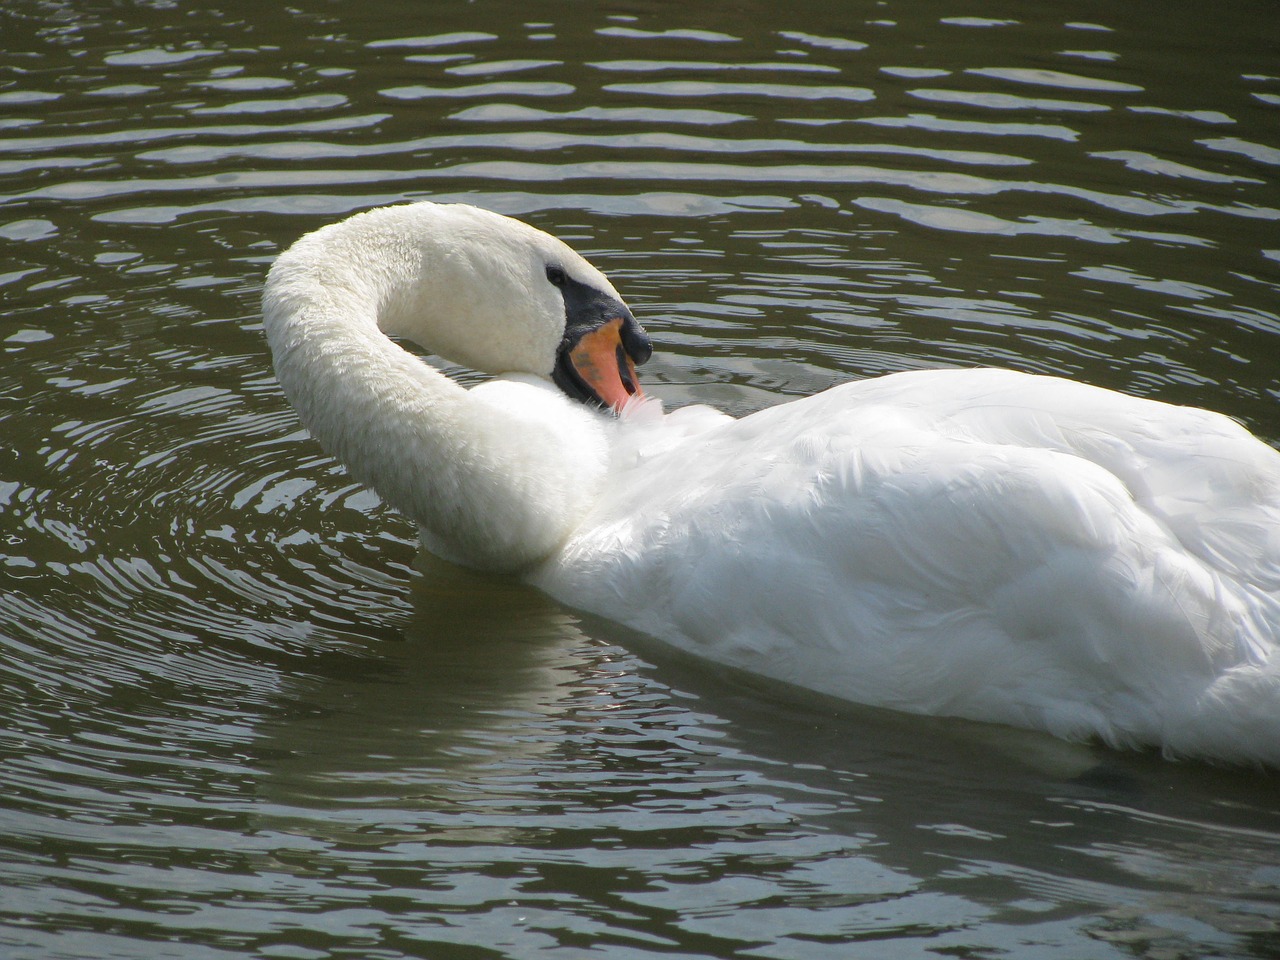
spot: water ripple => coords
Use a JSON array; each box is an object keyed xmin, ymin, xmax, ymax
[
  {"xmin": 381, "ymin": 81, "xmax": 577, "ymax": 100},
  {"xmin": 606, "ymin": 80, "xmax": 876, "ymax": 101},
  {"xmin": 966, "ymin": 67, "xmax": 1143, "ymax": 93},
  {"xmin": 909, "ymin": 87, "xmax": 1110, "ymax": 112}
]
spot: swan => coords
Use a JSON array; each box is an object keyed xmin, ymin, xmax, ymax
[{"xmin": 262, "ymin": 200, "xmax": 1280, "ymax": 767}]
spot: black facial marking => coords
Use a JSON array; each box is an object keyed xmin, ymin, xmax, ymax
[
  {"xmin": 551, "ymin": 351, "xmax": 599, "ymax": 408},
  {"xmin": 549, "ymin": 270, "xmax": 651, "ymax": 365}
]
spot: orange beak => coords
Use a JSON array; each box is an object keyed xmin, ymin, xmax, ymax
[{"xmin": 561, "ymin": 317, "xmax": 644, "ymax": 412}]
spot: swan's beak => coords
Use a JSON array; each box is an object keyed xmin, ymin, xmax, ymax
[{"xmin": 554, "ymin": 313, "xmax": 652, "ymax": 413}]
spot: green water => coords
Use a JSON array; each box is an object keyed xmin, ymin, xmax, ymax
[{"xmin": 2, "ymin": 1, "xmax": 1278, "ymax": 957}]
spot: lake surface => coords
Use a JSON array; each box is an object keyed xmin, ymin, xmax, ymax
[{"xmin": 2, "ymin": 1, "xmax": 1278, "ymax": 957}]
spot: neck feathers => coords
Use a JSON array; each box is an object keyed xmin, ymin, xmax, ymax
[{"xmin": 262, "ymin": 207, "xmax": 605, "ymax": 571}]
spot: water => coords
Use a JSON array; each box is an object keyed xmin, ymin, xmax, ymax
[{"xmin": 2, "ymin": 0, "xmax": 1279, "ymax": 957}]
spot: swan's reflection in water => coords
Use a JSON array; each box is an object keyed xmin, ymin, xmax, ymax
[
  {"xmin": 248, "ymin": 550, "xmax": 1280, "ymax": 958},
  {"xmin": 257, "ymin": 553, "xmax": 603, "ymax": 806}
]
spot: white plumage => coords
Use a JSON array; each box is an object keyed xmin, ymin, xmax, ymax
[{"xmin": 264, "ymin": 201, "xmax": 1280, "ymax": 767}]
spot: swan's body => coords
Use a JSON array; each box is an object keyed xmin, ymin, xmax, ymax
[{"xmin": 264, "ymin": 201, "xmax": 1280, "ymax": 766}]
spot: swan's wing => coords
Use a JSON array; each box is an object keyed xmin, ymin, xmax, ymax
[{"xmin": 920, "ymin": 369, "xmax": 1280, "ymax": 596}]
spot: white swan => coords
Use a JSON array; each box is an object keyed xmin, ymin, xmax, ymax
[{"xmin": 263, "ymin": 201, "xmax": 1280, "ymax": 767}]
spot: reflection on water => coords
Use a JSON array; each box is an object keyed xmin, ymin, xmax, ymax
[{"xmin": 2, "ymin": 0, "xmax": 1278, "ymax": 956}]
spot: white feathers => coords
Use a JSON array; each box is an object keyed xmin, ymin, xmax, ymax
[
  {"xmin": 539, "ymin": 369, "xmax": 1280, "ymax": 765},
  {"xmin": 263, "ymin": 202, "xmax": 610, "ymax": 571},
  {"xmin": 265, "ymin": 202, "xmax": 1280, "ymax": 766}
]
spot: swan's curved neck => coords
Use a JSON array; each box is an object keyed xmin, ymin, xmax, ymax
[{"xmin": 262, "ymin": 211, "xmax": 605, "ymax": 571}]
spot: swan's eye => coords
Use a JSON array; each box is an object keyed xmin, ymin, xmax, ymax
[{"xmin": 546, "ymin": 265, "xmax": 568, "ymax": 288}]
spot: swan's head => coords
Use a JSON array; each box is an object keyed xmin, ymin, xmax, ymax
[{"xmin": 341, "ymin": 202, "xmax": 651, "ymax": 412}]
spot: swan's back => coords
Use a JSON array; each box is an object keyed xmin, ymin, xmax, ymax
[{"xmin": 540, "ymin": 369, "xmax": 1280, "ymax": 764}]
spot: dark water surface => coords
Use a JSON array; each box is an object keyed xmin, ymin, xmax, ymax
[{"xmin": 2, "ymin": 1, "xmax": 1279, "ymax": 957}]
